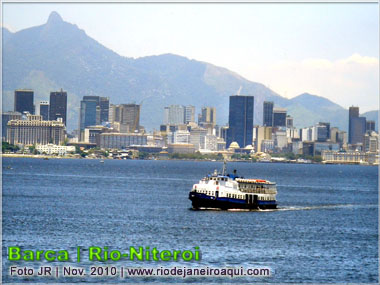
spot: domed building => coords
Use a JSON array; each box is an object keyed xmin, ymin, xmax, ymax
[{"xmin": 228, "ymin": 141, "xmax": 240, "ymax": 150}]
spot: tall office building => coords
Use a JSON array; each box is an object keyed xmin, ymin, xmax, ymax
[
  {"xmin": 263, "ymin": 101, "xmax": 274, "ymax": 127},
  {"xmin": 49, "ymin": 89, "xmax": 67, "ymax": 125},
  {"xmin": 273, "ymin": 108, "xmax": 287, "ymax": 127},
  {"xmin": 319, "ymin": 122, "xmax": 330, "ymax": 140},
  {"xmin": 14, "ymin": 89, "xmax": 34, "ymax": 114},
  {"xmin": 39, "ymin": 101, "xmax": 49, "ymax": 120},
  {"xmin": 366, "ymin": 120, "xmax": 376, "ymax": 132},
  {"xmin": 286, "ymin": 115, "xmax": 294, "ymax": 128},
  {"xmin": 198, "ymin": 107, "xmax": 216, "ymax": 128},
  {"xmin": 120, "ymin": 104, "xmax": 140, "ymax": 132},
  {"xmin": 99, "ymin": 97, "xmax": 110, "ymax": 123},
  {"xmin": 226, "ymin": 95, "xmax": 254, "ymax": 148},
  {"xmin": 79, "ymin": 96, "xmax": 99, "ymax": 140},
  {"xmin": 349, "ymin": 106, "xmax": 366, "ymax": 144},
  {"xmin": 163, "ymin": 105, "xmax": 185, "ymax": 125},
  {"xmin": 184, "ymin": 105, "xmax": 195, "ymax": 124}
]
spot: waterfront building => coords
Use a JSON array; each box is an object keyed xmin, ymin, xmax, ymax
[
  {"xmin": 273, "ymin": 108, "xmax": 287, "ymax": 127},
  {"xmin": 167, "ymin": 143, "xmax": 195, "ymax": 154},
  {"xmin": 14, "ymin": 89, "xmax": 34, "ymax": 114},
  {"xmin": 263, "ymin": 101, "xmax": 274, "ymax": 127},
  {"xmin": 84, "ymin": 125, "xmax": 109, "ymax": 145},
  {"xmin": 6, "ymin": 115, "xmax": 65, "ymax": 145},
  {"xmin": 2, "ymin": 111, "xmax": 22, "ymax": 140},
  {"xmin": 36, "ymin": 144, "xmax": 75, "ymax": 155},
  {"xmin": 49, "ymin": 89, "xmax": 67, "ymax": 125},
  {"xmin": 256, "ymin": 126, "xmax": 272, "ymax": 152},
  {"xmin": 190, "ymin": 127, "xmax": 208, "ymax": 150},
  {"xmin": 227, "ymin": 95, "xmax": 254, "ymax": 148},
  {"xmin": 99, "ymin": 133, "xmax": 147, "ymax": 149},
  {"xmin": 39, "ymin": 101, "xmax": 49, "ymax": 120},
  {"xmin": 322, "ymin": 150, "xmax": 379, "ymax": 165}
]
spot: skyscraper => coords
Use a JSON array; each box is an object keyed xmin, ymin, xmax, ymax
[
  {"xmin": 319, "ymin": 122, "xmax": 330, "ymax": 140},
  {"xmin": 227, "ymin": 95, "xmax": 254, "ymax": 148},
  {"xmin": 49, "ymin": 89, "xmax": 67, "ymax": 125},
  {"xmin": 14, "ymin": 89, "xmax": 34, "ymax": 114},
  {"xmin": 39, "ymin": 101, "xmax": 49, "ymax": 120},
  {"xmin": 349, "ymin": 106, "xmax": 366, "ymax": 144},
  {"xmin": 184, "ymin": 105, "xmax": 195, "ymax": 124},
  {"xmin": 366, "ymin": 120, "xmax": 376, "ymax": 132},
  {"xmin": 273, "ymin": 108, "xmax": 287, "ymax": 127},
  {"xmin": 263, "ymin": 101, "xmax": 274, "ymax": 127},
  {"xmin": 198, "ymin": 107, "xmax": 216, "ymax": 127},
  {"xmin": 163, "ymin": 105, "xmax": 185, "ymax": 125},
  {"xmin": 99, "ymin": 97, "xmax": 110, "ymax": 123},
  {"xmin": 120, "ymin": 104, "xmax": 140, "ymax": 132},
  {"xmin": 79, "ymin": 96, "xmax": 99, "ymax": 140}
]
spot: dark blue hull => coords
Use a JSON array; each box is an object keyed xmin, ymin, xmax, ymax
[{"xmin": 189, "ymin": 192, "xmax": 277, "ymax": 210}]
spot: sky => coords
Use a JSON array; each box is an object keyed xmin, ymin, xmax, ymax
[{"xmin": 2, "ymin": 2, "xmax": 379, "ymax": 112}]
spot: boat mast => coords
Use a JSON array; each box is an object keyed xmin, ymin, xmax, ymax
[{"xmin": 222, "ymin": 159, "xmax": 227, "ymax": 176}]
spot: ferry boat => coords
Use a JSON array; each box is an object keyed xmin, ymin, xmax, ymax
[{"xmin": 189, "ymin": 161, "xmax": 277, "ymax": 210}]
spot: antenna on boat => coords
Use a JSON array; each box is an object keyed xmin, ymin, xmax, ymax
[{"xmin": 222, "ymin": 159, "xmax": 227, "ymax": 176}]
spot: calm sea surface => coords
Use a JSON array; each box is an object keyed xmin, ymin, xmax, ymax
[{"xmin": 2, "ymin": 158, "xmax": 378, "ymax": 283}]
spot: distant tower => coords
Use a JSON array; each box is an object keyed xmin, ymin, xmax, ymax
[
  {"xmin": 263, "ymin": 101, "xmax": 274, "ymax": 127},
  {"xmin": 366, "ymin": 120, "xmax": 376, "ymax": 132},
  {"xmin": 348, "ymin": 106, "xmax": 366, "ymax": 144},
  {"xmin": 79, "ymin": 96, "xmax": 100, "ymax": 130},
  {"xmin": 49, "ymin": 89, "xmax": 67, "ymax": 125},
  {"xmin": 99, "ymin": 97, "xmax": 110, "ymax": 123},
  {"xmin": 199, "ymin": 107, "xmax": 216, "ymax": 128},
  {"xmin": 163, "ymin": 105, "xmax": 185, "ymax": 125},
  {"xmin": 14, "ymin": 89, "xmax": 34, "ymax": 114},
  {"xmin": 184, "ymin": 105, "xmax": 195, "ymax": 124},
  {"xmin": 227, "ymin": 95, "xmax": 254, "ymax": 148},
  {"xmin": 273, "ymin": 108, "xmax": 287, "ymax": 127},
  {"xmin": 39, "ymin": 101, "xmax": 49, "ymax": 120}
]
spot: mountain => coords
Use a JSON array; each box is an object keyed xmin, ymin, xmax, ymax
[
  {"xmin": 2, "ymin": 11, "xmax": 374, "ymax": 132},
  {"xmin": 284, "ymin": 93, "xmax": 349, "ymax": 129}
]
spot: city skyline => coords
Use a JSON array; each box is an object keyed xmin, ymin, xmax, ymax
[{"xmin": 2, "ymin": 3, "xmax": 378, "ymax": 113}]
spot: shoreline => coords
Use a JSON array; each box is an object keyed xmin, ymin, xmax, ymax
[{"xmin": 1, "ymin": 154, "xmax": 378, "ymax": 166}]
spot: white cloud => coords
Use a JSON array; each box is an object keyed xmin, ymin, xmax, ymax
[{"xmin": 244, "ymin": 54, "xmax": 379, "ymax": 112}]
